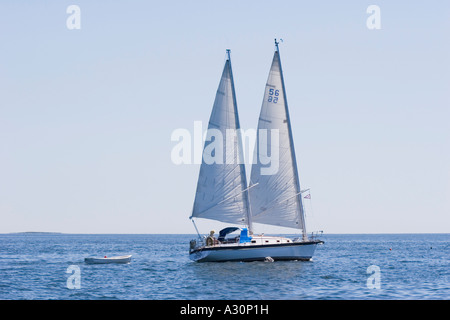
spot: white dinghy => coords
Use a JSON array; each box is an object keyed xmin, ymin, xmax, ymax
[{"xmin": 84, "ymin": 255, "xmax": 132, "ymax": 264}]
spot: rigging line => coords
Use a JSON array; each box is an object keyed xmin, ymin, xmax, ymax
[
  {"xmin": 193, "ymin": 183, "xmax": 259, "ymax": 218},
  {"xmin": 214, "ymin": 182, "xmax": 259, "ymax": 207},
  {"xmin": 275, "ymin": 40, "xmax": 307, "ymax": 240},
  {"xmin": 190, "ymin": 217, "xmax": 203, "ymax": 243},
  {"xmin": 252, "ymin": 190, "xmax": 302, "ymax": 219}
]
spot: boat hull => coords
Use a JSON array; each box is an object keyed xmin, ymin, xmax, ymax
[
  {"xmin": 189, "ymin": 240, "xmax": 322, "ymax": 262},
  {"xmin": 84, "ymin": 255, "xmax": 132, "ymax": 264}
]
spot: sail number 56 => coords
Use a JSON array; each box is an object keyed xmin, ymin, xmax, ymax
[{"xmin": 268, "ymin": 89, "xmax": 279, "ymax": 103}]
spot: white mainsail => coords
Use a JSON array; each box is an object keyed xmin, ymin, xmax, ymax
[
  {"xmin": 249, "ymin": 43, "xmax": 307, "ymax": 238},
  {"xmin": 191, "ymin": 51, "xmax": 251, "ymax": 226}
]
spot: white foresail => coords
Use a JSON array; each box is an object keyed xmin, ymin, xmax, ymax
[
  {"xmin": 249, "ymin": 47, "xmax": 306, "ymax": 234},
  {"xmin": 191, "ymin": 54, "xmax": 250, "ymax": 226}
]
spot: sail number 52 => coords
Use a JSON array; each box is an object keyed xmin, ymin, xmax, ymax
[{"xmin": 268, "ymin": 89, "xmax": 279, "ymax": 103}]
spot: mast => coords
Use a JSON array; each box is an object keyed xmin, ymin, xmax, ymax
[
  {"xmin": 274, "ymin": 39, "xmax": 308, "ymax": 241},
  {"xmin": 227, "ymin": 49, "xmax": 253, "ymax": 233}
]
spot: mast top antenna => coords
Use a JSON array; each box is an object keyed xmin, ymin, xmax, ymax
[{"xmin": 274, "ymin": 38, "xmax": 283, "ymax": 51}]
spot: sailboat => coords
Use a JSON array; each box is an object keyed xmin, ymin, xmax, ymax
[{"xmin": 189, "ymin": 40, "xmax": 323, "ymax": 262}]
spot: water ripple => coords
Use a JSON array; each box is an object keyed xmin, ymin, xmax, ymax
[{"xmin": 0, "ymin": 233, "xmax": 448, "ymax": 299}]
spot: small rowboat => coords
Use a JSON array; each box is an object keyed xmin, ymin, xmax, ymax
[{"xmin": 84, "ymin": 255, "xmax": 132, "ymax": 264}]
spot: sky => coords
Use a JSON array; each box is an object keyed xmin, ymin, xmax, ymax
[{"xmin": 0, "ymin": 1, "xmax": 449, "ymax": 234}]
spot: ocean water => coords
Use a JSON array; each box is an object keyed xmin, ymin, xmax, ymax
[{"xmin": 0, "ymin": 233, "xmax": 448, "ymax": 300}]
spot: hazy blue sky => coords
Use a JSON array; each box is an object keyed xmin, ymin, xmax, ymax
[{"xmin": 1, "ymin": 1, "xmax": 449, "ymax": 234}]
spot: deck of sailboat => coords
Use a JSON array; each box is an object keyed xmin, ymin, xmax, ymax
[{"xmin": 190, "ymin": 235, "xmax": 323, "ymax": 252}]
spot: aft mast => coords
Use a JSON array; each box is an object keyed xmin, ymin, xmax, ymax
[
  {"xmin": 249, "ymin": 39, "xmax": 308, "ymax": 240},
  {"xmin": 274, "ymin": 39, "xmax": 308, "ymax": 241}
]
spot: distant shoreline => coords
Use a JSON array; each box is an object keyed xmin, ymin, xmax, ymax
[{"xmin": 7, "ymin": 231, "xmax": 63, "ymax": 235}]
